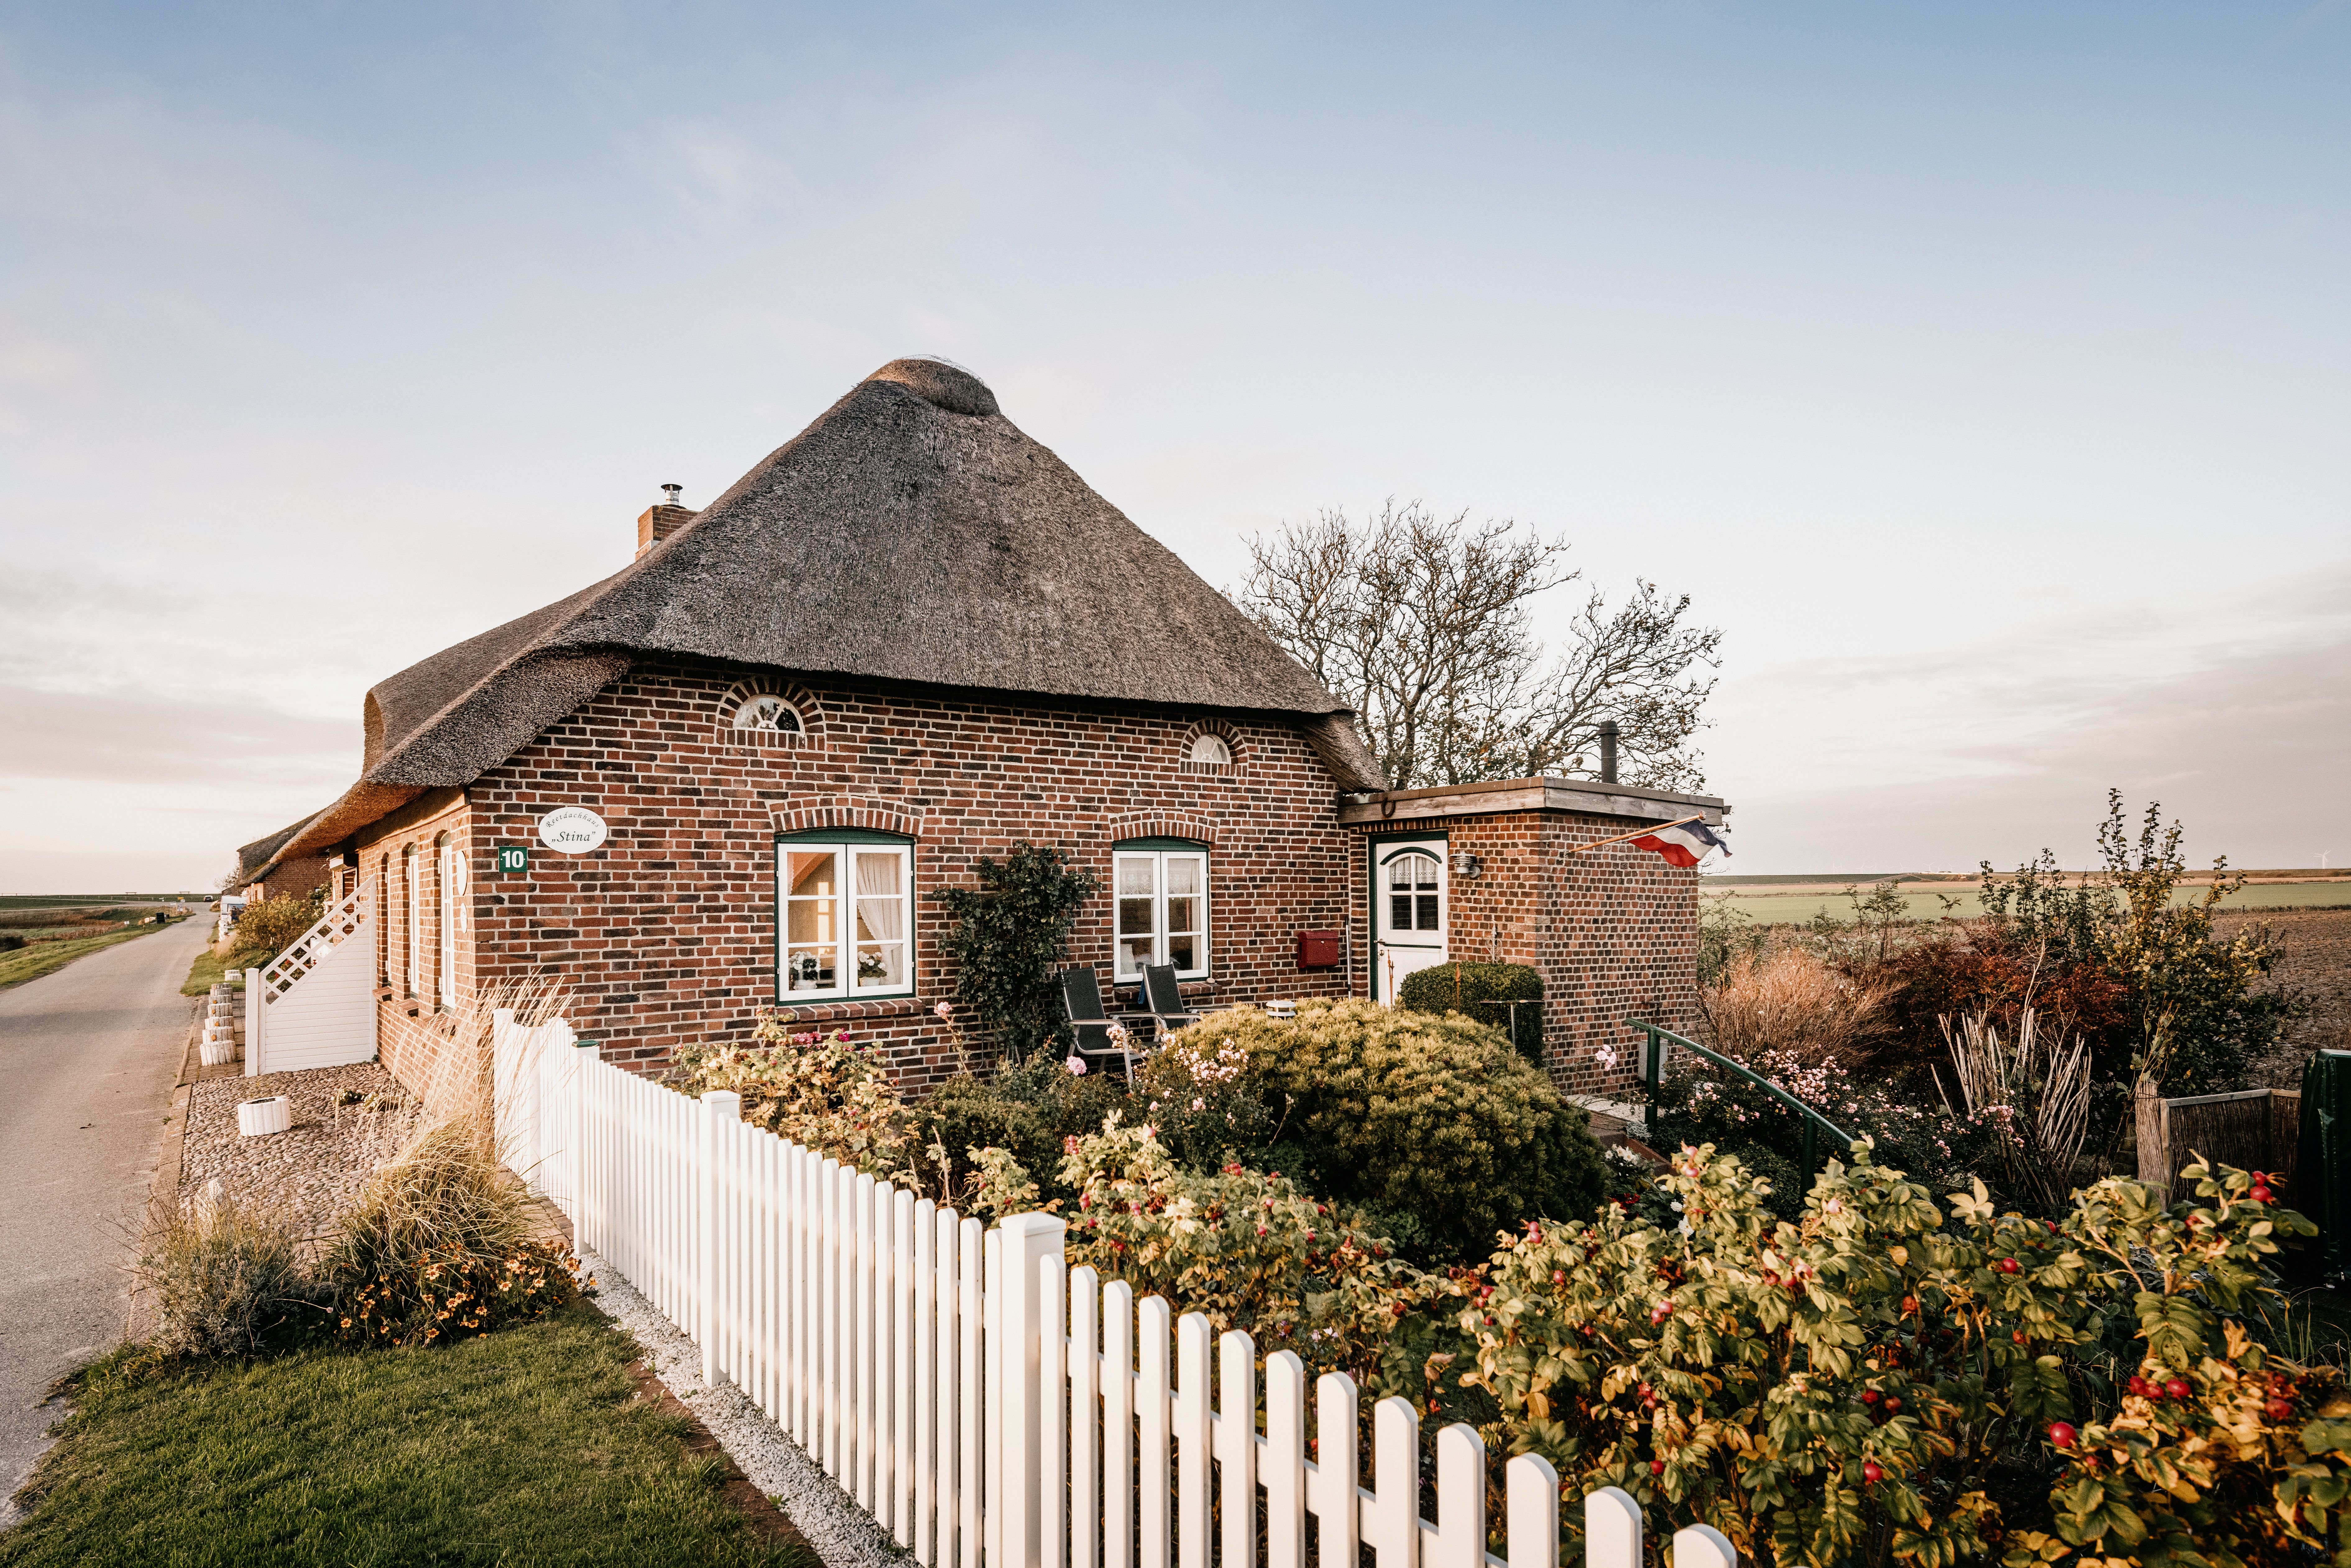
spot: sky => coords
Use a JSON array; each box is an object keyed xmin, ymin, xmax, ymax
[{"xmin": 2, "ymin": 2, "xmax": 2346, "ymax": 890}]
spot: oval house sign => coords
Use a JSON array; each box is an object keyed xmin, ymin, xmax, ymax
[{"xmin": 537, "ymin": 806, "xmax": 609, "ymax": 856}]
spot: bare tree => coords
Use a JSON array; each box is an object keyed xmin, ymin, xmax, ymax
[{"xmin": 1235, "ymin": 500, "xmax": 1721, "ymax": 791}]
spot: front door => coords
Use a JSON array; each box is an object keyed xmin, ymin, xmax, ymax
[{"xmin": 1372, "ymin": 839, "xmax": 1448, "ymax": 1001}]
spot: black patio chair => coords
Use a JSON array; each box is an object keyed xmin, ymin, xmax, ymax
[
  {"xmin": 1058, "ymin": 967, "xmax": 1154, "ymax": 1082},
  {"xmin": 1140, "ymin": 963, "xmax": 1205, "ymax": 1038}
]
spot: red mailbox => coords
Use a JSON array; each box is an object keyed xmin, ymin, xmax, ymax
[{"xmin": 1296, "ymin": 929, "xmax": 1341, "ymax": 969}]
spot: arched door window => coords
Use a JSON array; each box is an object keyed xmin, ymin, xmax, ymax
[
  {"xmin": 435, "ymin": 832, "xmax": 460, "ymax": 1012},
  {"xmin": 402, "ymin": 846, "xmax": 421, "ymax": 997}
]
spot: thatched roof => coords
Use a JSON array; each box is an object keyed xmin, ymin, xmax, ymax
[
  {"xmin": 268, "ymin": 359, "xmax": 1382, "ymax": 865},
  {"xmin": 237, "ymin": 815, "xmax": 315, "ymax": 879}
]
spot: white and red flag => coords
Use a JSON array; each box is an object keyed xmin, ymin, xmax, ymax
[{"xmin": 1627, "ymin": 818, "xmax": 1730, "ymax": 868}]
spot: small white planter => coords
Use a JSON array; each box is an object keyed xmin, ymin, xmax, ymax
[
  {"xmin": 200, "ymin": 1038, "xmax": 238, "ymax": 1067},
  {"xmin": 237, "ymin": 1097, "xmax": 291, "ymax": 1137}
]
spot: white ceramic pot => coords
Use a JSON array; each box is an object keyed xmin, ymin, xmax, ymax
[
  {"xmin": 199, "ymin": 1038, "xmax": 238, "ymax": 1067},
  {"xmin": 237, "ymin": 1097, "xmax": 291, "ymax": 1136}
]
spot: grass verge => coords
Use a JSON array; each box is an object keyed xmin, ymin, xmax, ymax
[
  {"xmin": 1, "ymin": 1302, "xmax": 811, "ymax": 1568},
  {"xmin": 0, "ymin": 927, "xmax": 161, "ymax": 992},
  {"xmin": 182, "ymin": 943, "xmax": 270, "ymax": 997}
]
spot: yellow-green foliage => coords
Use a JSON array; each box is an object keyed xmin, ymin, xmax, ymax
[
  {"xmin": 671, "ymin": 1014, "xmax": 914, "ymax": 1180},
  {"xmin": 1437, "ymin": 1148, "xmax": 2345, "ymax": 1568},
  {"xmin": 1058, "ymin": 1117, "xmax": 1430, "ymax": 1389},
  {"xmin": 1150, "ymin": 1000, "xmax": 1607, "ymax": 1258},
  {"xmin": 232, "ymin": 893, "xmax": 321, "ymax": 959}
]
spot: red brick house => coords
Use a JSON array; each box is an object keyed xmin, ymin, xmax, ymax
[{"xmin": 242, "ymin": 358, "xmax": 1724, "ymax": 1100}]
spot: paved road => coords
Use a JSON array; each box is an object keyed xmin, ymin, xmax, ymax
[{"xmin": 0, "ymin": 917, "xmax": 208, "ymax": 1514}]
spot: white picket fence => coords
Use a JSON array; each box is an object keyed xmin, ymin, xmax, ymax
[{"xmin": 493, "ymin": 1014, "xmax": 1735, "ymax": 1568}]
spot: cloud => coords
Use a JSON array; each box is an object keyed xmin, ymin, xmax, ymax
[{"xmin": 0, "ymin": 682, "xmax": 351, "ymax": 788}]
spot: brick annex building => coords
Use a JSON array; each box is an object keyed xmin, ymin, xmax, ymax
[{"xmin": 236, "ymin": 358, "xmax": 1726, "ymax": 1101}]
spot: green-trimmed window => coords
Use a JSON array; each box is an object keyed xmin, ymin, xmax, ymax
[
  {"xmin": 773, "ymin": 829, "xmax": 914, "ymax": 1000},
  {"xmin": 1112, "ymin": 837, "xmax": 1208, "ymax": 981}
]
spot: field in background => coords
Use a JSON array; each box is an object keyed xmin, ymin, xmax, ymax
[{"xmin": 1703, "ymin": 869, "xmax": 2351, "ymax": 925}]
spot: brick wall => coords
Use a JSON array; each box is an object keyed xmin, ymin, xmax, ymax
[
  {"xmin": 350, "ymin": 659, "xmax": 1699, "ymax": 1107},
  {"xmin": 380, "ymin": 661, "xmax": 1370, "ymax": 1095},
  {"xmin": 1353, "ymin": 809, "xmax": 1698, "ymax": 1100}
]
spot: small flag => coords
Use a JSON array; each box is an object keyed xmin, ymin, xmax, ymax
[{"xmin": 1627, "ymin": 818, "xmax": 1730, "ymax": 868}]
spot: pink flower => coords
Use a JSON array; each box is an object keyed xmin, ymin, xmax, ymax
[
  {"xmin": 834, "ymin": 1030, "xmax": 850, "ymax": 1042},
  {"xmin": 934, "ymin": 1001, "xmax": 955, "ymax": 1020},
  {"xmin": 1065, "ymin": 1055, "xmax": 1087, "ymax": 1076}
]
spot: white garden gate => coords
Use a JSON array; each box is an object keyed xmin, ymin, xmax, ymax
[{"xmin": 492, "ymin": 1013, "xmax": 1735, "ymax": 1568}]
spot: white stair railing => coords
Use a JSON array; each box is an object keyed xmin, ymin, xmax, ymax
[{"xmin": 255, "ymin": 885, "xmax": 370, "ymax": 1005}]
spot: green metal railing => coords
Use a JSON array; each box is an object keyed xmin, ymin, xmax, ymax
[{"xmin": 1630, "ymin": 1019, "xmax": 1856, "ymax": 1194}]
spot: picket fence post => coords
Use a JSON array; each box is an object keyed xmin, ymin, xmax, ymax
[{"xmin": 699, "ymin": 1091, "xmax": 741, "ymax": 1386}]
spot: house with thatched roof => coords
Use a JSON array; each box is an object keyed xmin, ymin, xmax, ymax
[{"xmin": 239, "ymin": 358, "xmax": 1720, "ymax": 1098}]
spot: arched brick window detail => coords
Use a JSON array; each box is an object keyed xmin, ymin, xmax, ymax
[
  {"xmin": 1105, "ymin": 812, "xmax": 1222, "ymax": 846},
  {"xmin": 1178, "ymin": 719, "xmax": 1241, "ymax": 777},
  {"xmin": 770, "ymin": 802, "xmax": 925, "ymax": 840},
  {"xmin": 718, "ymin": 677, "xmax": 824, "ymax": 750}
]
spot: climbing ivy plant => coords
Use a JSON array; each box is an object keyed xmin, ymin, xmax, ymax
[{"xmin": 933, "ymin": 843, "xmax": 1101, "ymax": 1065}]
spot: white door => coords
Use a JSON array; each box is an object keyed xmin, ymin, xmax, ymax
[{"xmin": 1373, "ymin": 840, "xmax": 1448, "ymax": 1001}]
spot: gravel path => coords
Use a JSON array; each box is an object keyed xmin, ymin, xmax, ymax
[
  {"xmin": 178, "ymin": 1063, "xmax": 418, "ymax": 1245},
  {"xmin": 581, "ymin": 1246, "xmax": 909, "ymax": 1568}
]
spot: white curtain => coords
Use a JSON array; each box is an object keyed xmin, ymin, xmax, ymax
[{"xmin": 855, "ymin": 851, "xmax": 903, "ymax": 942}]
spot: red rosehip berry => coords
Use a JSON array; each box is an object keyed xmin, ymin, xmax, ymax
[
  {"xmin": 1862, "ymin": 1461, "xmax": 1883, "ymax": 1485},
  {"xmin": 2253, "ymin": 1171, "xmax": 2268, "ymax": 1183},
  {"xmin": 2267, "ymin": 1398, "xmax": 2293, "ymax": 1421},
  {"xmin": 1885, "ymin": 1397, "xmax": 1902, "ymax": 1412},
  {"xmin": 1649, "ymin": 1459, "xmax": 1665, "ymax": 1475},
  {"xmin": 1392, "ymin": 1303, "xmax": 1408, "ymax": 1317},
  {"xmin": 2013, "ymin": 1330, "xmax": 2028, "ymax": 1344},
  {"xmin": 1861, "ymin": 1390, "xmax": 1880, "ymax": 1404},
  {"xmin": 1997, "ymin": 1258, "xmax": 2020, "ymax": 1274},
  {"xmin": 2164, "ymin": 1378, "xmax": 2191, "ymax": 1400},
  {"xmin": 2128, "ymin": 1376, "xmax": 2150, "ymax": 1397},
  {"xmin": 2251, "ymin": 1185, "xmax": 2274, "ymax": 1204},
  {"xmin": 2049, "ymin": 1422, "xmax": 2077, "ymax": 1449}
]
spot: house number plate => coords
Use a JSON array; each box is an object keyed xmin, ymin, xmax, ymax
[{"xmin": 495, "ymin": 845, "xmax": 530, "ymax": 874}]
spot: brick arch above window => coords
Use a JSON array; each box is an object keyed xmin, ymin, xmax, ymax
[
  {"xmin": 1105, "ymin": 812, "xmax": 1222, "ymax": 846},
  {"xmin": 718, "ymin": 676, "xmax": 825, "ymax": 750},
  {"xmin": 1177, "ymin": 719, "xmax": 1242, "ymax": 776},
  {"xmin": 770, "ymin": 802, "xmax": 925, "ymax": 840}
]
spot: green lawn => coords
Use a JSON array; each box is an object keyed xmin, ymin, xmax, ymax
[
  {"xmin": 0, "ymin": 926, "xmax": 164, "ymax": 991},
  {"xmin": 2, "ymin": 1305, "xmax": 810, "ymax": 1568},
  {"xmin": 183, "ymin": 942, "xmax": 270, "ymax": 996}
]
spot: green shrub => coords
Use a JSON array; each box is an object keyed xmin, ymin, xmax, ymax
[
  {"xmin": 232, "ymin": 893, "xmax": 322, "ymax": 960},
  {"xmin": 932, "ymin": 843, "xmax": 1100, "ymax": 1064},
  {"xmin": 1397, "ymin": 961, "xmax": 1544, "ymax": 1061},
  {"xmin": 1427, "ymin": 1147, "xmax": 2345, "ymax": 1568},
  {"xmin": 1057, "ymin": 1117, "xmax": 1429, "ymax": 1389},
  {"xmin": 133, "ymin": 1194, "xmax": 322, "ymax": 1357},
  {"xmin": 318, "ymin": 1117, "xmax": 579, "ymax": 1347},
  {"xmin": 1150, "ymin": 1000, "xmax": 1608, "ymax": 1261},
  {"xmin": 670, "ymin": 1016, "xmax": 913, "ymax": 1179},
  {"xmin": 908, "ymin": 1052, "xmax": 1130, "ymax": 1209}
]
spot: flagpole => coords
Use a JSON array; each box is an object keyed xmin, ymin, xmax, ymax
[{"xmin": 1564, "ymin": 813, "xmax": 1708, "ymax": 857}]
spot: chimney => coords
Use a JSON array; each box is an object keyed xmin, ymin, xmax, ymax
[
  {"xmin": 1598, "ymin": 720, "xmax": 1619, "ymax": 784},
  {"xmin": 636, "ymin": 484, "xmax": 698, "ymax": 558}
]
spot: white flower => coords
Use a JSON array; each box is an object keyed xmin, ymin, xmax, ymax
[
  {"xmin": 1594, "ymin": 1045, "xmax": 1620, "ymax": 1069},
  {"xmin": 1065, "ymin": 1055, "xmax": 1087, "ymax": 1076},
  {"xmin": 934, "ymin": 1000, "xmax": 955, "ymax": 1020}
]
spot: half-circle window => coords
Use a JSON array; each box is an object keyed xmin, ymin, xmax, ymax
[
  {"xmin": 734, "ymin": 694, "xmax": 803, "ymax": 734},
  {"xmin": 1187, "ymin": 734, "xmax": 1231, "ymax": 767}
]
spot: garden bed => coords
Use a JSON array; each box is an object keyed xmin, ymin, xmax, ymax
[{"xmin": 178, "ymin": 1064, "xmax": 419, "ymax": 1251}]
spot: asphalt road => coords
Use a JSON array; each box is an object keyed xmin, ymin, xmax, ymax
[{"xmin": 0, "ymin": 916, "xmax": 207, "ymax": 1515}]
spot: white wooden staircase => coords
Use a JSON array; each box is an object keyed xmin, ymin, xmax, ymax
[{"xmin": 244, "ymin": 884, "xmax": 377, "ymax": 1075}]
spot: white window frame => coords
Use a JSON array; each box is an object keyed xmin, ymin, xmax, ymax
[
  {"xmin": 774, "ymin": 837, "xmax": 915, "ymax": 1001},
  {"xmin": 436, "ymin": 835, "xmax": 463, "ymax": 1012},
  {"xmin": 402, "ymin": 845, "xmax": 420, "ymax": 998},
  {"xmin": 1112, "ymin": 847, "xmax": 1210, "ymax": 982}
]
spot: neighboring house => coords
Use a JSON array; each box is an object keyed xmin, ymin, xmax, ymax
[
  {"xmin": 241, "ymin": 358, "xmax": 1722, "ymax": 1100},
  {"xmin": 232, "ymin": 817, "xmax": 330, "ymax": 908}
]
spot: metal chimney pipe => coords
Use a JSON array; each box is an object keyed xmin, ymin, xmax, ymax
[{"xmin": 1598, "ymin": 720, "xmax": 1619, "ymax": 784}]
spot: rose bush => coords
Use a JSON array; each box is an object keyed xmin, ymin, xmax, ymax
[
  {"xmin": 1424, "ymin": 1146, "xmax": 2341, "ymax": 1568},
  {"xmin": 668, "ymin": 1011, "xmax": 913, "ymax": 1178}
]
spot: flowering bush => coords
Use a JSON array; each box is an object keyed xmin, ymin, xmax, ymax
[
  {"xmin": 669, "ymin": 1012, "xmax": 913, "ymax": 1178},
  {"xmin": 1426, "ymin": 1146, "xmax": 2341, "ymax": 1568},
  {"xmin": 1057, "ymin": 1117, "xmax": 1430, "ymax": 1388}
]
